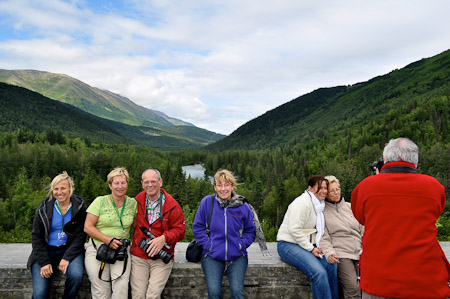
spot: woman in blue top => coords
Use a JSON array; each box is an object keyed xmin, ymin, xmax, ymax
[
  {"xmin": 193, "ymin": 169, "xmax": 256, "ymax": 299},
  {"xmin": 27, "ymin": 171, "xmax": 87, "ymax": 299}
]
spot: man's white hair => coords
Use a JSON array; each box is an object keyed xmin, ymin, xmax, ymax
[{"xmin": 383, "ymin": 137, "xmax": 419, "ymax": 167}]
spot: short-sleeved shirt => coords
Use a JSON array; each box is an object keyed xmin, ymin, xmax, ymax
[{"xmin": 87, "ymin": 194, "xmax": 137, "ymax": 245}]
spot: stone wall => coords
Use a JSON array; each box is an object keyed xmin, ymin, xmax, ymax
[
  {"xmin": 1, "ymin": 242, "xmax": 449, "ymax": 298},
  {"xmin": 0, "ymin": 243, "xmax": 313, "ymax": 299}
]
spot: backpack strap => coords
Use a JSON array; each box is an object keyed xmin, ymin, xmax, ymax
[{"xmin": 205, "ymin": 194, "xmax": 215, "ymax": 236}]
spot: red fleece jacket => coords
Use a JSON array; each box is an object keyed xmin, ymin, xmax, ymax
[
  {"xmin": 351, "ymin": 161, "xmax": 450, "ymax": 299},
  {"xmin": 130, "ymin": 189, "xmax": 186, "ymax": 260}
]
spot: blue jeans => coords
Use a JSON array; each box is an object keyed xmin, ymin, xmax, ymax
[
  {"xmin": 31, "ymin": 249, "xmax": 84, "ymax": 299},
  {"xmin": 201, "ymin": 255, "xmax": 248, "ymax": 299},
  {"xmin": 278, "ymin": 241, "xmax": 339, "ymax": 299}
]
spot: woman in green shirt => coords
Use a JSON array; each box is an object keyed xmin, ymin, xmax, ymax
[{"xmin": 84, "ymin": 167, "xmax": 137, "ymax": 299}]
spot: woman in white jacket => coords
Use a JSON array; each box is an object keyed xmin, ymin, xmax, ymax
[
  {"xmin": 277, "ymin": 175, "xmax": 338, "ymax": 299},
  {"xmin": 320, "ymin": 175, "xmax": 364, "ymax": 299}
]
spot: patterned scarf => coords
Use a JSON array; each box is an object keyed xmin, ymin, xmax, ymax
[{"xmin": 216, "ymin": 192, "xmax": 270, "ymax": 256}]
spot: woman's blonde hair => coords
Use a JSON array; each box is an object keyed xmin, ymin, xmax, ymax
[
  {"xmin": 49, "ymin": 171, "xmax": 74, "ymax": 197},
  {"xmin": 213, "ymin": 169, "xmax": 237, "ymax": 187},
  {"xmin": 107, "ymin": 167, "xmax": 129, "ymax": 185},
  {"xmin": 324, "ymin": 175, "xmax": 340, "ymax": 188}
]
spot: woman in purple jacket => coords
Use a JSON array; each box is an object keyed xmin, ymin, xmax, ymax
[{"xmin": 193, "ymin": 169, "xmax": 256, "ymax": 299}]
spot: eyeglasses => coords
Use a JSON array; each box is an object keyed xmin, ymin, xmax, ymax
[
  {"xmin": 215, "ymin": 184, "xmax": 232, "ymax": 189},
  {"xmin": 143, "ymin": 180, "xmax": 159, "ymax": 185},
  {"xmin": 329, "ymin": 188, "xmax": 341, "ymax": 194}
]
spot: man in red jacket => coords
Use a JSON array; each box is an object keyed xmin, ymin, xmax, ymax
[
  {"xmin": 352, "ymin": 138, "xmax": 450, "ymax": 299},
  {"xmin": 130, "ymin": 168, "xmax": 186, "ymax": 299}
]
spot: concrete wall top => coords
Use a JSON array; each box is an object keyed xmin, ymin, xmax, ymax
[{"xmin": 1, "ymin": 242, "xmax": 449, "ymax": 269}]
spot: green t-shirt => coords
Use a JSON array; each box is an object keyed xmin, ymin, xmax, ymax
[{"xmin": 87, "ymin": 194, "xmax": 137, "ymax": 245}]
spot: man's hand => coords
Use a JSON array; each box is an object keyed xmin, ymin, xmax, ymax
[
  {"xmin": 146, "ymin": 235, "xmax": 166, "ymax": 257},
  {"xmin": 40, "ymin": 264, "xmax": 53, "ymax": 279},
  {"xmin": 58, "ymin": 259, "xmax": 70, "ymax": 275}
]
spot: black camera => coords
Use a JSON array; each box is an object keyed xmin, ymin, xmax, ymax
[
  {"xmin": 370, "ymin": 157, "xmax": 384, "ymax": 174},
  {"xmin": 116, "ymin": 239, "xmax": 130, "ymax": 261},
  {"xmin": 96, "ymin": 238, "xmax": 130, "ymax": 264},
  {"xmin": 138, "ymin": 226, "xmax": 173, "ymax": 264}
]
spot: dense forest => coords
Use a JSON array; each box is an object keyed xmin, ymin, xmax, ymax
[
  {"xmin": 0, "ymin": 128, "xmax": 449, "ymax": 243},
  {"xmin": 1, "ymin": 49, "xmax": 449, "ymax": 243}
]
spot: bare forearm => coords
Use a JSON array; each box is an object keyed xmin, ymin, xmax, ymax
[{"xmin": 84, "ymin": 224, "xmax": 111, "ymax": 244}]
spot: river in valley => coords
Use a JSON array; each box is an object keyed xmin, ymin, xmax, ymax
[{"xmin": 182, "ymin": 164, "xmax": 213, "ymax": 183}]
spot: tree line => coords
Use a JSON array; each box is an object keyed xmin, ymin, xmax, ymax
[{"xmin": 1, "ymin": 126, "xmax": 449, "ymax": 243}]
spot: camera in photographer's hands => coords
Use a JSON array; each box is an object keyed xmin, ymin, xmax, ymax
[{"xmin": 369, "ymin": 157, "xmax": 384, "ymax": 175}]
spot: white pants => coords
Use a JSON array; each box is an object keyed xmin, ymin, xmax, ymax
[{"xmin": 85, "ymin": 243, "xmax": 131, "ymax": 299}]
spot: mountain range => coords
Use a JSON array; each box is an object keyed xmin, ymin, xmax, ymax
[
  {"xmin": 1, "ymin": 49, "xmax": 449, "ymax": 152},
  {"xmin": 0, "ymin": 70, "xmax": 224, "ymax": 149}
]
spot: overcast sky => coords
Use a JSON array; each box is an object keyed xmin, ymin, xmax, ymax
[{"xmin": 0, "ymin": 0, "xmax": 449, "ymax": 135}]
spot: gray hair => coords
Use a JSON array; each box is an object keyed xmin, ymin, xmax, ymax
[
  {"xmin": 324, "ymin": 175, "xmax": 340, "ymax": 187},
  {"xmin": 141, "ymin": 169, "xmax": 161, "ymax": 180},
  {"xmin": 383, "ymin": 138, "xmax": 419, "ymax": 167}
]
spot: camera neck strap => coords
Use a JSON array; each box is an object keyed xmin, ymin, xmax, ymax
[
  {"xmin": 381, "ymin": 166, "xmax": 418, "ymax": 174},
  {"xmin": 96, "ymin": 238, "xmax": 128, "ymax": 282}
]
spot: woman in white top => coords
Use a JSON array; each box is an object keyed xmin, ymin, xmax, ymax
[{"xmin": 277, "ymin": 175, "xmax": 338, "ymax": 299}]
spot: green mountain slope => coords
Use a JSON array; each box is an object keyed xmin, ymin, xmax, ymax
[
  {"xmin": 0, "ymin": 82, "xmax": 130, "ymax": 144},
  {"xmin": 0, "ymin": 82, "xmax": 224, "ymax": 150},
  {"xmin": 208, "ymin": 49, "xmax": 450, "ymax": 151},
  {"xmin": 0, "ymin": 69, "xmax": 225, "ymax": 148},
  {"xmin": 0, "ymin": 69, "xmax": 189, "ymax": 127}
]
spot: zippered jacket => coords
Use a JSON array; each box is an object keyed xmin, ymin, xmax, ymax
[
  {"xmin": 27, "ymin": 195, "xmax": 87, "ymax": 268},
  {"xmin": 276, "ymin": 191, "xmax": 317, "ymax": 251},
  {"xmin": 352, "ymin": 161, "xmax": 450, "ymax": 299},
  {"xmin": 320, "ymin": 198, "xmax": 363, "ymax": 261},
  {"xmin": 193, "ymin": 193, "xmax": 256, "ymax": 262},
  {"xmin": 130, "ymin": 188, "xmax": 186, "ymax": 260}
]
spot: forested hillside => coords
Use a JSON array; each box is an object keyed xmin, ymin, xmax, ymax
[
  {"xmin": 0, "ymin": 69, "xmax": 190, "ymax": 127},
  {"xmin": 0, "ymin": 83, "xmax": 129, "ymax": 144},
  {"xmin": 0, "ymin": 83, "xmax": 222, "ymax": 150},
  {"xmin": 209, "ymin": 49, "xmax": 450, "ymax": 151},
  {"xmin": 0, "ymin": 70, "xmax": 225, "ymax": 148},
  {"xmin": 201, "ymin": 49, "xmax": 450, "ymax": 240},
  {"xmin": 1, "ymin": 50, "xmax": 449, "ymax": 243}
]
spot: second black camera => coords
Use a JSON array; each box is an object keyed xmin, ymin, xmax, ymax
[{"xmin": 138, "ymin": 226, "xmax": 173, "ymax": 264}]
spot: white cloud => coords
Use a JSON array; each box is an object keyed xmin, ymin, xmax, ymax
[{"xmin": 0, "ymin": 0, "xmax": 449, "ymax": 134}]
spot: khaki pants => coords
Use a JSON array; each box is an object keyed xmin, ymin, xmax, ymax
[
  {"xmin": 84, "ymin": 243, "xmax": 131, "ymax": 299},
  {"xmin": 130, "ymin": 254, "xmax": 173, "ymax": 299},
  {"xmin": 338, "ymin": 258, "xmax": 361, "ymax": 299},
  {"xmin": 362, "ymin": 291, "xmax": 395, "ymax": 299}
]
